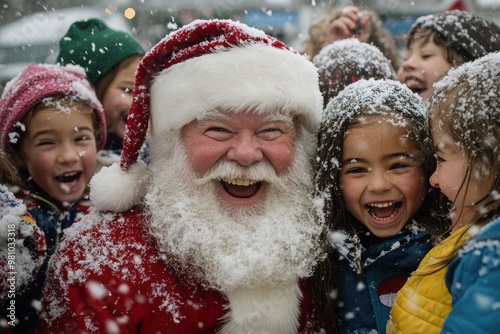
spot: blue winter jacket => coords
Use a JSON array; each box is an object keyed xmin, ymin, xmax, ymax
[
  {"xmin": 442, "ymin": 217, "xmax": 500, "ymax": 334},
  {"xmin": 331, "ymin": 220, "xmax": 434, "ymax": 334}
]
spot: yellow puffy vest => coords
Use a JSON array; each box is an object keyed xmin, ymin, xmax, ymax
[{"xmin": 387, "ymin": 226, "xmax": 468, "ymax": 334}]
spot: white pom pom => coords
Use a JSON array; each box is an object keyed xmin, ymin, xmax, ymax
[{"xmin": 90, "ymin": 161, "xmax": 147, "ymax": 212}]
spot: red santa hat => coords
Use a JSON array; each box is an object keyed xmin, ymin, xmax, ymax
[{"xmin": 90, "ymin": 19, "xmax": 323, "ymax": 212}]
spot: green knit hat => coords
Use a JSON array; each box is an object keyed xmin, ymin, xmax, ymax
[{"xmin": 57, "ymin": 18, "xmax": 145, "ymax": 84}]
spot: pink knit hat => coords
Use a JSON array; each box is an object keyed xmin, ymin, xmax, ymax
[
  {"xmin": 90, "ymin": 19, "xmax": 322, "ymax": 212},
  {"xmin": 0, "ymin": 64, "xmax": 106, "ymax": 151}
]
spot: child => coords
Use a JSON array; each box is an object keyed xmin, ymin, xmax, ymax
[
  {"xmin": 57, "ymin": 18, "xmax": 146, "ymax": 164},
  {"xmin": 388, "ymin": 52, "xmax": 500, "ymax": 333},
  {"xmin": 312, "ymin": 38, "xmax": 397, "ymax": 109},
  {"xmin": 398, "ymin": 10, "xmax": 500, "ymax": 102},
  {"xmin": 0, "ymin": 63, "xmax": 106, "ymax": 332},
  {"xmin": 310, "ymin": 79, "xmax": 448, "ymax": 333},
  {"xmin": 302, "ymin": 5, "xmax": 401, "ymax": 70}
]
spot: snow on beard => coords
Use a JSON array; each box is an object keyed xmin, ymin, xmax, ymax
[{"xmin": 144, "ymin": 128, "xmax": 322, "ymax": 293}]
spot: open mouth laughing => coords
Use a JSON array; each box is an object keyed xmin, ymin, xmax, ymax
[
  {"xmin": 55, "ymin": 171, "xmax": 81, "ymax": 184},
  {"xmin": 220, "ymin": 178, "xmax": 262, "ymax": 198},
  {"xmin": 55, "ymin": 171, "xmax": 83, "ymax": 194},
  {"xmin": 366, "ymin": 201, "xmax": 402, "ymax": 221}
]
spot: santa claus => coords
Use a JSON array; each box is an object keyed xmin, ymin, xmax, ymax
[{"xmin": 38, "ymin": 19, "xmax": 325, "ymax": 333}]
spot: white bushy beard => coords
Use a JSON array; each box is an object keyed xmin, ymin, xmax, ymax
[{"xmin": 145, "ymin": 127, "xmax": 322, "ymax": 293}]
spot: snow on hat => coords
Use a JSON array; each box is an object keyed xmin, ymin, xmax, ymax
[
  {"xmin": 409, "ymin": 10, "xmax": 500, "ymax": 63},
  {"xmin": 90, "ymin": 19, "xmax": 323, "ymax": 212},
  {"xmin": 313, "ymin": 39, "xmax": 397, "ymax": 108},
  {"xmin": 0, "ymin": 64, "xmax": 107, "ymax": 151},
  {"xmin": 57, "ymin": 18, "xmax": 145, "ymax": 84}
]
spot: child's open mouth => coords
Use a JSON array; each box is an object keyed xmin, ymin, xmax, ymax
[
  {"xmin": 55, "ymin": 171, "xmax": 81, "ymax": 184},
  {"xmin": 366, "ymin": 201, "xmax": 402, "ymax": 221},
  {"xmin": 404, "ymin": 78, "xmax": 427, "ymax": 95}
]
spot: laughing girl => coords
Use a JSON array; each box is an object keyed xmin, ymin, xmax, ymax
[
  {"xmin": 310, "ymin": 79, "xmax": 448, "ymax": 333},
  {"xmin": 0, "ymin": 63, "xmax": 106, "ymax": 332}
]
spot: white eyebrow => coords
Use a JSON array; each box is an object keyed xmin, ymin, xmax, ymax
[
  {"xmin": 196, "ymin": 110, "xmax": 231, "ymax": 123},
  {"xmin": 262, "ymin": 113, "xmax": 294, "ymax": 127}
]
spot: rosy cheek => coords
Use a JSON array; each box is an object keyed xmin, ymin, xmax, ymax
[
  {"xmin": 186, "ymin": 149, "xmax": 218, "ymax": 176},
  {"xmin": 190, "ymin": 161, "xmax": 207, "ymax": 176},
  {"xmin": 276, "ymin": 159, "xmax": 294, "ymax": 174},
  {"xmin": 270, "ymin": 144, "xmax": 296, "ymax": 174}
]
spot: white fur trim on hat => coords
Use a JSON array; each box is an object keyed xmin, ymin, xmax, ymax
[
  {"xmin": 149, "ymin": 44, "xmax": 323, "ymax": 135},
  {"xmin": 89, "ymin": 161, "xmax": 147, "ymax": 212}
]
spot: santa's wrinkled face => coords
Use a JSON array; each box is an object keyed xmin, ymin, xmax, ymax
[
  {"xmin": 145, "ymin": 109, "xmax": 322, "ymax": 292},
  {"xmin": 181, "ymin": 109, "xmax": 297, "ymax": 208}
]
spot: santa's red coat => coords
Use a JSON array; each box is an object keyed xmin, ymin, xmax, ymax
[{"xmin": 37, "ymin": 207, "xmax": 320, "ymax": 333}]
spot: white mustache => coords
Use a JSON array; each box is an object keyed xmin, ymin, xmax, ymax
[{"xmin": 194, "ymin": 160, "xmax": 287, "ymax": 189}]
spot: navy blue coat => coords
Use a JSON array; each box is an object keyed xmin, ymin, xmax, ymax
[
  {"xmin": 331, "ymin": 220, "xmax": 434, "ymax": 334},
  {"xmin": 13, "ymin": 179, "xmax": 90, "ymax": 333}
]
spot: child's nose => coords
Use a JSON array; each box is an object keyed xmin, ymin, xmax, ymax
[
  {"xmin": 399, "ymin": 55, "xmax": 417, "ymax": 71},
  {"xmin": 226, "ymin": 134, "xmax": 264, "ymax": 166},
  {"xmin": 56, "ymin": 145, "xmax": 80, "ymax": 164},
  {"xmin": 367, "ymin": 171, "xmax": 392, "ymax": 192},
  {"xmin": 429, "ymin": 170, "xmax": 439, "ymax": 188}
]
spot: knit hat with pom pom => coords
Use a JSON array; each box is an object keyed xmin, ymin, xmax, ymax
[
  {"xmin": 57, "ymin": 18, "xmax": 145, "ymax": 84},
  {"xmin": 89, "ymin": 19, "xmax": 323, "ymax": 213},
  {"xmin": 0, "ymin": 63, "xmax": 107, "ymax": 152}
]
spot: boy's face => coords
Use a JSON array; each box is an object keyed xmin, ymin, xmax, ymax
[
  {"xmin": 19, "ymin": 106, "xmax": 98, "ymax": 204},
  {"xmin": 101, "ymin": 57, "xmax": 141, "ymax": 141},
  {"xmin": 340, "ymin": 118, "xmax": 427, "ymax": 238},
  {"xmin": 397, "ymin": 37, "xmax": 452, "ymax": 102}
]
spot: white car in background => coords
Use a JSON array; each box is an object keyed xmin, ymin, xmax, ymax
[{"xmin": 0, "ymin": 6, "xmax": 131, "ymax": 92}]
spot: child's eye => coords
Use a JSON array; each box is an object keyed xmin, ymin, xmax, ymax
[
  {"xmin": 123, "ymin": 87, "xmax": 132, "ymax": 94},
  {"xmin": 76, "ymin": 135, "xmax": 89, "ymax": 142},
  {"xmin": 390, "ymin": 154, "xmax": 418, "ymax": 170},
  {"xmin": 36, "ymin": 140, "xmax": 53, "ymax": 146},
  {"xmin": 344, "ymin": 167, "xmax": 366, "ymax": 174},
  {"xmin": 434, "ymin": 152, "xmax": 444, "ymax": 162},
  {"xmin": 390, "ymin": 163, "xmax": 410, "ymax": 170}
]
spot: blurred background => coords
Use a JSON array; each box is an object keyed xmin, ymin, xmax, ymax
[{"xmin": 1, "ymin": 0, "xmax": 499, "ymax": 92}]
